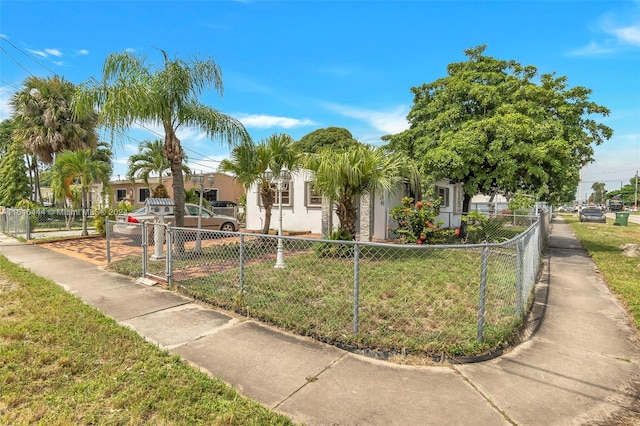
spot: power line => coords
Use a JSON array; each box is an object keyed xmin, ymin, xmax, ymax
[
  {"xmin": 0, "ymin": 37, "xmax": 59, "ymax": 76},
  {"xmin": 0, "ymin": 46, "xmax": 36, "ymax": 78}
]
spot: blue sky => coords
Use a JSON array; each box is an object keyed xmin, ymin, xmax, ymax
[{"xmin": 1, "ymin": 0, "xmax": 639, "ymax": 199}]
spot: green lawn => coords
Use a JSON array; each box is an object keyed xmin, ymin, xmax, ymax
[
  {"xmin": 564, "ymin": 215, "xmax": 640, "ymax": 329},
  {"xmin": 110, "ymin": 238, "xmax": 528, "ymax": 358},
  {"xmin": 0, "ymin": 255, "xmax": 294, "ymax": 426}
]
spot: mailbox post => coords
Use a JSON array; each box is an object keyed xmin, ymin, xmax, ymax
[{"xmin": 145, "ymin": 198, "xmax": 175, "ymax": 261}]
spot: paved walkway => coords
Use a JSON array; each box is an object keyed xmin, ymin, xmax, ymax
[{"xmin": 1, "ymin": 218, "xmax": 639, "ymax": 425}]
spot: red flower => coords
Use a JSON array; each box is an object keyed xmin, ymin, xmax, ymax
[
  {"xmin": 455, "ymin": 228, "xmax": 461, "ymax": 236},
  {"xmin": 417, "ymin": 239, "xmax": 423, "ymax": 245},
  {"xmin": 425, "ymin": 221, "xmax": 431, "ymax": 227},
  {"xmin": 415, "ymin": 201, "xmax": 424, "ymax": 210},
  {"xmin": 420, "ymin": 234, "xmax": 426, "ymax": 240}
]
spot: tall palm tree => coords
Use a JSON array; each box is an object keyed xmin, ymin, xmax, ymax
[
  {"xmin": 126, "ymin": 139, "xmax": 190, "ymax": 188},
  {"xmin": 75, "ymin": 50, "xmax": 251, "ymax": 227},
  {"xmin": 219, "ymin": 133, "xmax": 299, "ymax": 234},
  {"xmin": 11, "ymin": 76, "xmax": 98, "ymax": 203},
  {"xmin": 51, "ymin": 149, "xmax": 111, "ymax": 235},
  {"xmin": 304, "ymin": 144, "xmax": 419, "ymax": 237}
]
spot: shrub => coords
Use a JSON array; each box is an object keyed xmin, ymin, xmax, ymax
[
  {"xmin": 313, "ymin": 228, "xmax": 354, "ymax": 258},
  {"xmin": 389, "ymin": 196, "xmax": 460, "ymax": 245},
  {"xmin": 93, "ymin": 206, "xmax": 115, "ymax": 235}
]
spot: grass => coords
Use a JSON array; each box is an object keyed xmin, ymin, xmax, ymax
[
  {"xmin": 0, "ymin": 255, "xmax": 295, "ymax": 426},
  {"xmin": 564, "ymin": 215, "xmax": 640, "ymax": 329},
  {"xmin": 109, "ymin": 238, "xmax": 527, "ymax": 358}
]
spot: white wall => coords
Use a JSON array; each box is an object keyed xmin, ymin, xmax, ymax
[
  {"xmin": 245, "ymin": 172, "xmax": 464, "ymax": 237},
  {"xmin": 245, "ymin": 169, "xmax": 336, "ymax": 234}
]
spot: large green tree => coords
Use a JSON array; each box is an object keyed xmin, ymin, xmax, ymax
[
  {"xmin": 51, "ymin": 149, "xmax": 111, "ymax": 235},
  {"xmin": 0, "ymin": 138, "xmax": 30, "ymax": 207},
  {"xmin": 296, "ymin": 127, "xmax": 360, "ymax": 154},
  {"xmin": 11, "ymin": 76, "xmax": 99, "ymax": 204},
  {"xmin": 304, "ymin": 144, "xmax": 419, "ymax": 237},
  {"xmin": 126, "ymin": 139, "xmax": 190, "ymax": 188},
  {"xmin": 384, "ymin": 45, "xmax": 613, "ymax": 211},
  {"xmin": 219, "ymin": 133, "xmax": 299, "ymax": 234},
  {"xmin": 75, "ymin": 50, "xmax": 250, "ymax": 227},
  {"xmin": 590, "ymin": 182, "xmax": 606, "ymax": 204}
]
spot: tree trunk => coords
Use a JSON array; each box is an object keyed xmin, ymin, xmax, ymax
[
  {"xmin": 260, "ymin": 185, "xmax": 275, "ymax": 234},
  {"xmin": 164, "ymin": 130, "xmax": 185, "ymax": 227},
  {"xmin": 164, "ymin": 128, "xmax": 186, "ymax": 255},
  {"xmin": 336, "ymin": 196, "xmax": 357, "ymax": 238},
  {"xmin": 460, "ymin": 192, "xmax": 472, "ymax": 238}
]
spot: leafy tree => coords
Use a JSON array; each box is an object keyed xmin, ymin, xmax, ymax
[
  {"xmin": 75, "ymin": 50, "xmax": 250, "ymax": 228},
  {"xmin": 219, "ymin": 133, "xmax": 299, "ymax": 234},
  {"xmin": 0, "ymin": 139, "xmax": 30, "ymax": 207},
  {"xmin": 126, "ymin": 139, "xmax": 190, "ymax": 188},
  {"xmin": 0, "ymin": 119, "xmax": 15, "ymax": 157},
  {"xmin": 304, "ymin": 144, "xmax": 419, "ymax": 237},
  {"xmin": 11, "ymin": 76, "xmax": 98, "ymax": 203},
  {"xmin": 384, "ymin": 45, "xmax": 613, "ymax": 211},
  {"xmin": 589, "ymin": 182, "xmax": 606, "ymax": 204},
  {"xmin": 296, "ymin": 127, "xmax": 361, "ymax": 153},
  {"xmin": 607, "ymin": 175, "xmax": 640, "ymax": 207},
  {"xmin": 51, "ymin": 149, "xmax": 111, "ymax": 235}
]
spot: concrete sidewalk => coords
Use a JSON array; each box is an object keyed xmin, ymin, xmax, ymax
[{"xmin": 1, "ymin": 218, "xmax": 639, "ymax": 425}]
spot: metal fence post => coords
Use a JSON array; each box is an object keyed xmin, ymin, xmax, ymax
[
  {"xmin": 516, "ymin": 238, "xmax": 524, "ymax": 317},
  {"xmin": 26, "ymin": 210, "xmax": 31, "ymax": 240},
  {"xmin": 239, "ymin": 233, "xmax": 245, "ymax": 292},
  {"xmin": 142, "ymin": 222, "xmax": 148, "ymax": 276},
  {"xmin": 106, "ymin": 219, "xmax": 111, "ymax": 265},
  {"xmin": 477, "ymin": 243, "xmax": 489, "ymax": 342},
  {"xmin": 166, "ymin": 224, "xmax": 173, "ymax": 287},
  {"xmin": 353, "ymin": 242, "xmax": 360, "ymax": 336}
]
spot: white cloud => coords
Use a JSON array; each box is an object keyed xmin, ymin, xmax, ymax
[
  {"xmin": 45, "ymin": 48, "xmax": 62, "ymax": 57},
  {"xmin": 77, "ymin": 49, "xmax": 89, "ymax": 55},
  {"xmin": 610, "ymin": 24, "xmax": 640, "ymax": 46},
  {"xmin": 0, "ymin": 86, "xmax": 13, "ymax": 121},
  {"xmin": 236, "ymin": 114, "xmax": 317, "ymax": 129},
  {"xmin": 322, "ymin": 103, "xmax": 410, "ymax": 135},
  {"xmin": 567, "ymin": 40, "xmax": 616, "ymax": 56},
  {"xmin": 27, "ymin": 49, "xmax": 47, "ymax": 58}
]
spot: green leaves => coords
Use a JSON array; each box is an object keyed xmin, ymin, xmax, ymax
[{"xmin": 385, "ymin": 46, "xmax": 613, "ymax": 204}]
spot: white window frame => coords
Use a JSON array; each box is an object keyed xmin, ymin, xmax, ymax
[
  {"xmin": 436, "ymin": 186, "xmax": 450, "ymax": 207},
  {"xmin": 305, "ymin": 181, "xmax": 322, "ymax": 207},
  {"xmin": 258, "ymin": 181, "xmax": 293, "ymax": 207}
]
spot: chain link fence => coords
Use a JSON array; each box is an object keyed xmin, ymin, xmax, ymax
[
  {"xmin": 106, "ymin": 209, "xmax": 549, "ymax": 358},
  {"xmin": 0, "ymin": 208, "xmax": 99, "ymax": 240}
]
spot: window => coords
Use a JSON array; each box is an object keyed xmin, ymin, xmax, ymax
[
  {"xmin": 203, "ymin": 189, "xmax": 218, "ymax": 203},
  {"xmin": 436, "ymin": 186, "xmax": 450, "ymax": 207},
  {"xmin": 138, "ymin": 188, "xmax": 150, "ymax": 203},
  {"xmin": 116, "ymin": 189, "xmax": 127, "ymax": 202},
  {"xmin": 258, "ymin": 181, "xmax": 292, "ymax": 206},
  {"xmin": 305, "ymin": 181, "xmax": 322, "ymax": 207}
]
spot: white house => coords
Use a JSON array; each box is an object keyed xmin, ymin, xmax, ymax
[{"xmin": 244, "ymin": 168, "xmax": 464, "ymax": 241}]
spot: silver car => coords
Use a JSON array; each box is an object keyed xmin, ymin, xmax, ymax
[
  {"xmin": 579, "ymin": 207, "xmax": 606, "ymax": 223},
  {"xmin": 113, "ymin": 203, "xmax": 239, "ymax": 240}
]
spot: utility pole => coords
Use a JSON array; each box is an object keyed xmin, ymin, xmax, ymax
[{"xmin": 635, "ymin": 171, "xmax": 638, "ymax": 209}]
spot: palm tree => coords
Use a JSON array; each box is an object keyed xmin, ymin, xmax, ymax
[
  {"xmin": 126, "ymin": 139, "xmax": 190, "ymax": 188},
  {"xmin": 51, "ymin": 149, "xmax": 111, "ymax": 235},
  {"xmin": 11, "ymin": 76, "xmax": 98, "ymax": 203},
  {"xmin": 75, "ymin": 50, "xmax": 250, "ymax": 227},
  {"xmin": 304, "ymin": 144, "xmax": 419, "ymax": 237},
  {"xmin": 219, "ymin": 133, "xmax": 299, "ymax": 234}
]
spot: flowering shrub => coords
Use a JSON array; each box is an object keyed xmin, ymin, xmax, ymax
[{"xmin": 389, "ymin": 196, "xmax": 460, "ymax": 244}]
